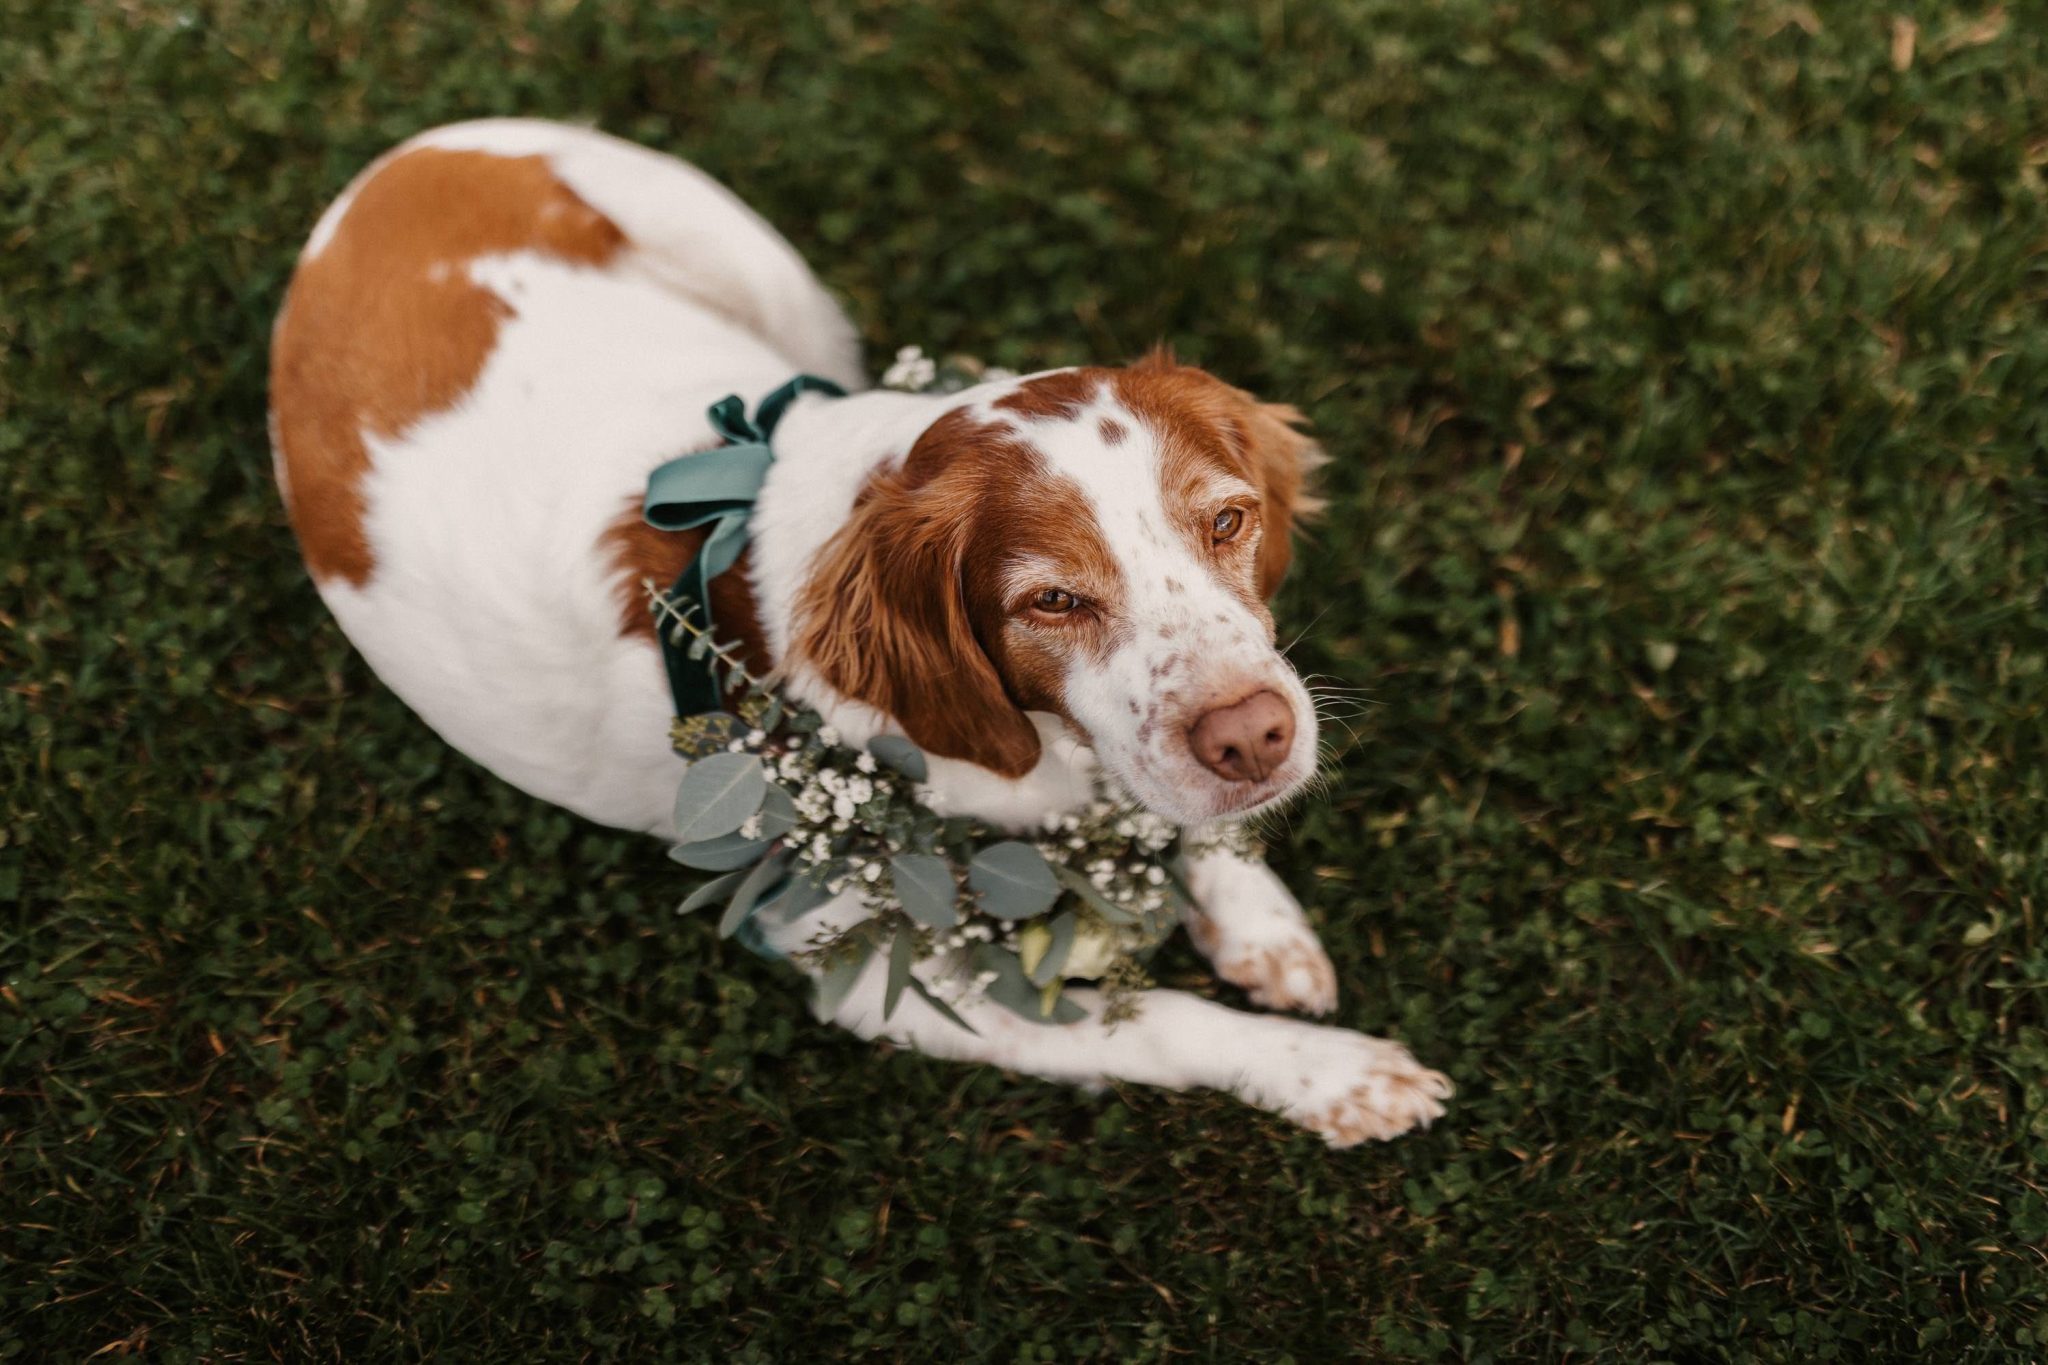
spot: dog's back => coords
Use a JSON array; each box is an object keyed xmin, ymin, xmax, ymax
[{"xmin": 269, "ymin": 120, "xmax": 863, "ymax": 830}]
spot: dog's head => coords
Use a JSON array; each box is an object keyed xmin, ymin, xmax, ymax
[{"xmin": 791, "ymin": 354, "xmax": 1322, "ymax": 825}]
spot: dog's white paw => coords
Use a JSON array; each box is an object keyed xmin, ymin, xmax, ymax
[
  {"xmin": 1246, "ymin": 1026, "xmax": 1453, "ymax": 1147},
  {"xmin": 1188, "ymin": 911, "xmax": 1339, "ymax": 1015}
]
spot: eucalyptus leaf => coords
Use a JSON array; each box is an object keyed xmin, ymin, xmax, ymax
[
  {"xmin": 867, "ymin": 734, "xmax": 929, "ymax": 782},
  {"xmin": 1024, "ymin": 910, "xmax": 1078, "ymax": 987},
  {"xmin": 676, "ymin": 870, "xmax": 747, "ymax": 916},
  {"xmin": 890, "ymin": 853, "xmax": 959, "ymax": 929},
  {"xmin": 759, "ymin": 874, "xmax": 835, "ymax": 924},
  {"xmin": 719, "ymin": 852, "xmax": 791, "ymax": 939},
  {"xmin": 1050, "ymin": 863, "xmax": 1140, "ymax": 925},
  {"xmin": 810, "ymin": 935, "xmax": 877, "ymax": 1023},
  {"xmin": 671, "ymin": 752, "xmax": 768, "ymax": 844},
  {"xmin": 907, "ymin": 974, "xmax": 979, "ymax": 1036},
  {"xmin": 973, "ymin": 944, "xmax": 1087, "ymax": 1025},
  {"xmin": 667, "ymin": 832, "xmax": 772, "ymax": 872},
  {"xmin": 968, "ymin": 841, "xmax": 1060, "ymax": 921},
  {"xmin": 883, "ymin": 925, "xmax": 916, "ymax": 1021},
  {"xmin": 754, "ymin": 783, "xmax": 798, "ymax": 841}
]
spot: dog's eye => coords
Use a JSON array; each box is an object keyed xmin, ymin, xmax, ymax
[
  {"xmin": 1032, "ymin": 588, "xmax": 1078, "ymax": 615},
  {"xmin": 1212, "ymin": 507, "xmax": 1245, "ymax": 543}
]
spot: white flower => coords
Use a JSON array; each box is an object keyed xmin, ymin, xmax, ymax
[
  {"xmin": 1145, "ymin": 866, "xmax": 1166, "ymax": 885},
  {"xmin": 833, "ymin": 796, "xmax": 856, "ymax": 821},
  {"xmin": 846, "ymin": 777, "xmax": 874, "ymax": 805},
  {"xmin": 746, "ymin": 729, "xmax": 766, "ymax": 746},
  {"xmin": 881, "ymin": 345, "xmax": 938, "ymax": 391},
  {"xmin": 816, "ymin": 725, "xmax": 841, "ymax": 747},
  {"xmin": 738, "ymin": 813, "xmax": 764, "ymax": 840},
  {"xmin": 855, "ymin": 753, "xmax": 877, "ymax": 774},
  {"xmin": 862, "ymin": 862, "xmax": 883, "ymax": 882}
]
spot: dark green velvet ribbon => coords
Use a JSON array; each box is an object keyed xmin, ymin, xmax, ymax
[{"xmin": 641, "ymin": 374, "xmax": 847, "ymax": 718}]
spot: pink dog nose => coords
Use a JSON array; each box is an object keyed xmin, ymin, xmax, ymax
[{"xmin": 1188, "ymin": 690, "xmax": 1295, "ymax": 783}]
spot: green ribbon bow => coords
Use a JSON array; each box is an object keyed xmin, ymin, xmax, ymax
[{"xmin": 643, "ymin": 374, "xmax": 847, "ymax": 718}]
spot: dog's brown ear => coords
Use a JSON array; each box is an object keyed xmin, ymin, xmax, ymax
[
  {"xmin": 790, "ymin": 462, "xmax": 1042, "ymax": 778},
  {"xmin": 1237, "ymin": 397, "xmax": 1324, "ymax": 598}
]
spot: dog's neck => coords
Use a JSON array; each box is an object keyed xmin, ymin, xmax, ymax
[{"xmin": 743, "ymin": 385, "xmax": 1099, "ymax": 831}]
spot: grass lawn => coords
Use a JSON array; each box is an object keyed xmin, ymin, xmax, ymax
[{"xmin": 5, "ymin": 0, "xmax": 2047, "ymax": 1358}]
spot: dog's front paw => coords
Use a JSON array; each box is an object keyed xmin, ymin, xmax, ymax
[
  {"xmin": 1248, "ymin": 1026, "xmax": 1453, "ymax": 1147},
  {"xmin": 1189, "ymin": 911, "xmax": 1338, "ymax": 1015}
]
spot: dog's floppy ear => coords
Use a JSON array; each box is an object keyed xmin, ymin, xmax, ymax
[
  {"xmin": 790, "ymin": 460, "xmax": 1042, "ymax": 778},
  {"xmin": 1237, "ymin": 396, "xmax": 1323, "ymax": 598}
]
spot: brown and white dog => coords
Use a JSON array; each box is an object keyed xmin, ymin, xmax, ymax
[{"xmin": 270, "ymin": 119, "xmax": 1449, "ymax": 1145}]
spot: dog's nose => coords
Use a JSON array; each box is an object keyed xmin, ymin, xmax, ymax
[{"xmin": 1188, "ymin": 690, "xmax": 1294, "ymax": 783}]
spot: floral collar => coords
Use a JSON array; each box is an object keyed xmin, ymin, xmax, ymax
[{"xmin": 646, "ymin": 355, "xmax": 1248, "ymax": 1028}]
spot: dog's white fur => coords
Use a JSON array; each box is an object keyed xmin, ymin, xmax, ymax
[{"xmin": 275, "ymin": 119, "xmax": 1449, "ymax": 1145}]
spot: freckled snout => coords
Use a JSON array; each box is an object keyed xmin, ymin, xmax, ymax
[{"xmin": 1188, "ymin": 690, "xmax": 1295, "ymax": 783}]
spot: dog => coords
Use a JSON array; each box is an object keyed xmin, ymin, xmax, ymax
[{"xmin": 269, "ymin": 119, "xmax": 1450, "ymax": 1145}]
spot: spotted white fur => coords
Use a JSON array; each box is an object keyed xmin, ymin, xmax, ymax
[{"xmin": 275, "ymin": 119, "xmax": 1449, "ymax": 1146}]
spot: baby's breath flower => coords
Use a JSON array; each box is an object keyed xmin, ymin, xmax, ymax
[{"xmin": 881, "ymin": 345, "xmax": 939, "ymax": 391}]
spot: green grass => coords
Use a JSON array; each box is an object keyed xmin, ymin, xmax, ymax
[{"xmin": 5, "ymin": 0, "xmax": 2046, "ymax": 1358}]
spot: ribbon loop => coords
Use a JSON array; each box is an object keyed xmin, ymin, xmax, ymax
[{"xmin": 642, "ymin": 374, "xmax": 847, "ymax": 718}]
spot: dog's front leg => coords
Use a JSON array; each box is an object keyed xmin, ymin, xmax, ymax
[
  {"xmin": 825, "ymin": 953, "xmax": 1449, "ymax": 1146},
  {"xmin": 758, "ymin": 888, "xmax": 1446, "ymax": 1143},
  {"xmin": 1180, "ymin": 844, "xmax": 1339, "ymax": 1015}
]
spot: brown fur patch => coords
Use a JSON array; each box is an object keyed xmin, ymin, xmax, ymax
[
  {"xmin": 993, "ymin": 370, "xmax": 1101, "ymax": 422},
  {"xmin": 1098, "ymin": 417, "xmax": 1127, "ymax": 445},
  {"xmin": 270, "ymin": 147, "xmax": 627, "ymax": 584}
]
